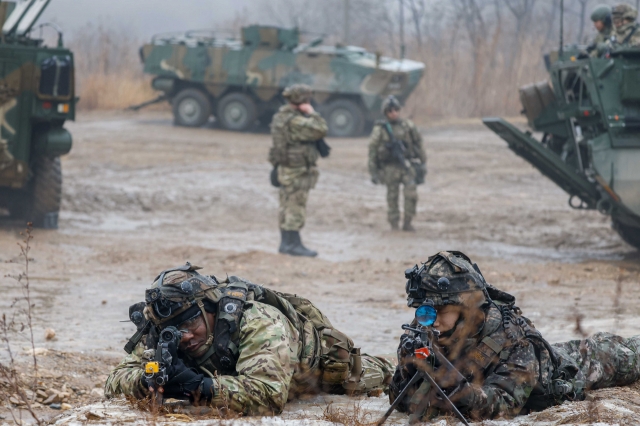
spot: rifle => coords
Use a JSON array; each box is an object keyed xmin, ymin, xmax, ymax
[
  {"xmin": 142, "ymin": 326, "xmax": 182, "ymax": 405},
  {"xmin": 377, "ymin": 322, "xmax": 470, "ymax": 426},
  {"xmin": 382, "ymin": 122, "xmax": 408, "ymax": 169}
]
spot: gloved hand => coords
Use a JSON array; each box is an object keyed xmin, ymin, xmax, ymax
[{"xmin": 427, "ymin": 382, "xmax": 478, "ymax": 414}]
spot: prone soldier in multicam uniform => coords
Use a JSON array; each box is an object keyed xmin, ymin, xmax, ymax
[
  {"xmin": 588, "ymin": 5, "xmax": 613, "ymax": 57},
  {"xmin": 388, "ymin": 251, "xmax": 640, "ymax": 422},
  {"xmin": 368, "ymin": 96, "xmax": 426, "ymax": 232},
  {"xmin": 105, "ymin": 263, "xmax": 395, "ymax": 415},
  {"xmin": 269, "ymin": 84, "xmax": 328, "ymax": 257},
  {"xmin": 612, "ymin": 4, "xmax": 640, "ymax": 47}
]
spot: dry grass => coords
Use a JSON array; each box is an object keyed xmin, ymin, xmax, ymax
[
  {"xmin": 65, "ymin": 20, "xmax": 549, "ymax": 118},
  {"xmin": 66, "ymin": 23, "xmax": 165, "ymax": 111}
]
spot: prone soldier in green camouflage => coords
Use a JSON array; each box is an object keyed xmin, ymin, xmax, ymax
[
  {"xmin": 588, "ymin": 5, "xmax": 613, "ymax": 57},
  {"xmin": 390, "ymin": 251, "xmax": 640, "ymax": 422},
  {"xmin": 612, "ymin": 4, "xmax": 640, "ymax": 47},
  {"xmin": 105, "ymin": 263, "xmax": 395, "ymax": 415},
  {"xmin": 269, "ymin": 84, "xmax": 328, "ymax": 257},
  {"xmin": 368, "ymin": 96, "xmax": 426, "ymax": 232}
]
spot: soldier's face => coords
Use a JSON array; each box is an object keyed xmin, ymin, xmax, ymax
[
  {"xmin": 386, "ymin": 109, "xmax": 400, "ymax": 121},
  {"xmin": 433, "ymin": 305, "xmax": 461, "ymax": 338},
  {"xmin": 178, "ymin": 312, "xmax": 216, "ymax": 357},
  {"xmin": 614, "ymin": 17, "xmax": 623, "ymax": 28},
  {"xmin": 594, "ymin": 20, "xmax": 605, "ymax": 31}
]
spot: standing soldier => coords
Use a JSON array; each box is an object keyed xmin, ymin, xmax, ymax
[
  {"xmin": 612, "ymin": 4, "xmax": 640, "ymax": 47},
  {"xmin": 368, "ymin": 96, "xmax": 426, "ymax": 232},
  {"xmin": 269, "ymin": 84, "xmax": 328, "ymax": 257},
  {"xmin": 588, "ymin": 5, "xmax": 613, "ymax": 56}
]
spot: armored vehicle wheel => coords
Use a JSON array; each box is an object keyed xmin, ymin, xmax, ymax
[
  {"xmin": 217, "ymin": 93, "xmax": 257, "ymax": 131},
  {"xmin": 172, "ymin": 89, "xmax": 212, "ymax": 127},
  {"xmin": 322, "ymin": 99, "xmax": 365, "ymax": 137},
  {"xmin": 612, "ymin": 219, "xmax": 640, "ymax": 250},
  {"xmin": 28, "ymin": 156, "xmax": 62, "ymax": 229}
]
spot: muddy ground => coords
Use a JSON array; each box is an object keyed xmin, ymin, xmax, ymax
[{"xmin": 1, "ymin": 111, "xmax": 640, "ymax": 424}]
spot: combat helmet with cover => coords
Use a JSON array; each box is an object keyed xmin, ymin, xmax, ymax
[
  {"xmin": 612, "ymin": 4, "xmax": 638, "ymax": 22},
  {"xmin": 381, "ymin": 95, "xmax": 402, "ymax": 114},
  {"xmin": 591, "ymin": 4, "xmax": 612, "ymax": 25},
  {"xmin": 282, "ymin": 83, "xmax": 312, "ymax": 105},
  {"xmin": 404, "ymin": 251, "xmax": 495, "ymax": 308}
]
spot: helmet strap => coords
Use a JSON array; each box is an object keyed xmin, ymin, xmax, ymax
[{"xmin": 197, "ymin": 299, "xmax": 214, "ymax": 346}]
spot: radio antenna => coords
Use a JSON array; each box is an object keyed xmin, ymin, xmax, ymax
[{"xmin": 559, "ymin": 0, "xmax": 564, "ymax": 57}]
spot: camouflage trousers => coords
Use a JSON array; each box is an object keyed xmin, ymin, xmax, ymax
[
  {"xmin": 553, "ymin": 332, "xmax": 640, "ymax": 390},
  {"xmin": 278, "ymin": 165, "xmax": 319, "ymax": 231},
  {"xmin": 382, "ymin": 165, "xmax": 417, "ymax": 226}
]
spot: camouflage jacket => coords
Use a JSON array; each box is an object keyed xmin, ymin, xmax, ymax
[
  {"xmin": 589, "ymin": 27, "xmax": 613, "ymax": 57},
  {"xmin": 368, "ymin": 119, "xmax": 426, "ymax": 175},
  {"xmin": 615, "ymin": 22, "xmax": 640, "ymax": 47},
  {"xmin": 105, "ymin": 301, "xmax": 303, "ymax": 415},
  {"xmin": 269, "ymin": 104, "xmax": 328, "ymax": 169},
  {"xmin": 390, "ymin": 304, "xmax": 583, "ymax": 421}
]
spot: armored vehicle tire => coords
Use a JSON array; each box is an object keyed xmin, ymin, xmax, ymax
[
  {"xmin": 322, "ymin": 99, "xmax": 365, "ymax": 137},
  {"xmin": 217, "ymin": 93, "xmax": 257, "ymax": 131},
  {"xmin": 22, "ymin": 156, "xmax": 62, "ymax": 229},
  {"xmin": 172, "ymin": 89, "xmax": 212, "ymax": 127},
  {"xmin": 612, "ymin": 219, "xmax": 640, "ymax": 250}
]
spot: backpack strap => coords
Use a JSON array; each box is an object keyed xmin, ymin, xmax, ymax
[{"xmin": 623, "ymin": 24, "xmax": 639, "ymax": 44}]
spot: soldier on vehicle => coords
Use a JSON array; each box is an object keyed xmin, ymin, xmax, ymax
[
  {"xmin": 368, "ymin": 96, "xmax": 426, "ymax": 232},
  {"xmin": 588, "ymin": 5, "xmax": 613, "ymax": 56},
  {"xmin": 612, "ymin": 4, "xmax": 640, "ymax": 47},
  {"xmin": 105, "ymin": 263, "xmax": 395, "ymax": 415},
  {"xmin": 389, "ymin": 251, "xmax": 640, "ymax": 422},
  {"xmin": 268, "ymin": 84, "xmax": 328, "ymax": 257}
]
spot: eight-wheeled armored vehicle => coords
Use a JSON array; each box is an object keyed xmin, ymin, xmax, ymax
[
  {"xmin": 0, "ymin": 0, "xmax": 75, "ymax": 229},
  {"xmin": 484, "ymin": 46, "xmax": 640, "ymax": 249},
  {"xmin": 137, "ymin": 25, "xmax": 424, "ymax": 137}
]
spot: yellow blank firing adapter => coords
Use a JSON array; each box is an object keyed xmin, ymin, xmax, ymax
[{"xmin": 145, "ymin": 361, "xmax": 160, "ymax": 374}]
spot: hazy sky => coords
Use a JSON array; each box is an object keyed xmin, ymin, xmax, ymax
[{"xmin": 39, "ymin": 0, "xmax": 257, "ymax": 38}]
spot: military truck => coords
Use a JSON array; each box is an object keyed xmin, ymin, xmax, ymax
[
  {"xmin": 137, "ymin": 25, "xmax": 424, "ymax": 137},
  {"xmin": 483, "ymin": 46, "xmax": 640, "ymax": 249},
  {"xmin": 0, "ymin": 0, "xmax": 75, "ymax": 229}
]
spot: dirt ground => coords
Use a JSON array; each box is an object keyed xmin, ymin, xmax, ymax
[{"xmin": 2, "ymin": 111, "xmax": 640, "ymax": 424}]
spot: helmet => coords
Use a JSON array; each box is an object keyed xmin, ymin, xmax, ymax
[
  {"xmin": 282, "ymin": 84, "xmax": 312, "ymax": 104},
  {"xmin": 405, "ymin": 251, "xmax": 487, "ymax": 308},
  {"xmin": 143, "ymin": 262, "xmax": 219, "ymax": 329},
  {"xmin": 591, "ymin": 4, "xmax": 612, "ymax": 22},
  {"xmin": 591, "ymin": 5, "xmax": 612, "ymax": 24},
  {"xmin": 612, "ymin": 4, "xmax": 638, "ymax": 21},
  {"xmin": 381, "ymin": 95, "xmax": 402, "ymax": 114}
]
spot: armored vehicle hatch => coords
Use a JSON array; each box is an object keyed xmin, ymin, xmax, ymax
[{"xmin": 136, "ymin": 25, "xmax": 424, "ymax": 137}]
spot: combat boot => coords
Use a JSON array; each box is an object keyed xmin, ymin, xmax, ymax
[
  {"xmin": 285, "ymin": 231, "xmax": 318, "ymax": 257},
  {"xmin": 278, "ymin": 229, "xmax": 292, "ymax": 254},
  {"xmin": 402, "ymin": 218, "xmax": 415, "ymax": 232},
  {"xmin": 390, "ymin": 222, "xmax": 399, "ymax": 231}
]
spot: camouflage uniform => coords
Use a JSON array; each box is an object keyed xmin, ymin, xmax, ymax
[
  {"xmin": 106, "ymin": 266, "xmax": 395, "ymax": 416},
  {"xmin": 269, "ymin": 90, "xmax": 327, "ymax": 233},
  {"xmin": 613, "ymin": 4, "xmax": 640, "ymax": 47},
  {"xmin": 368, "ymin": 119, "xmax": 426, "ymax": 229},
  {"xmin": 390, "ymin": 251, "xmax": 640, "ymax": 422}
]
